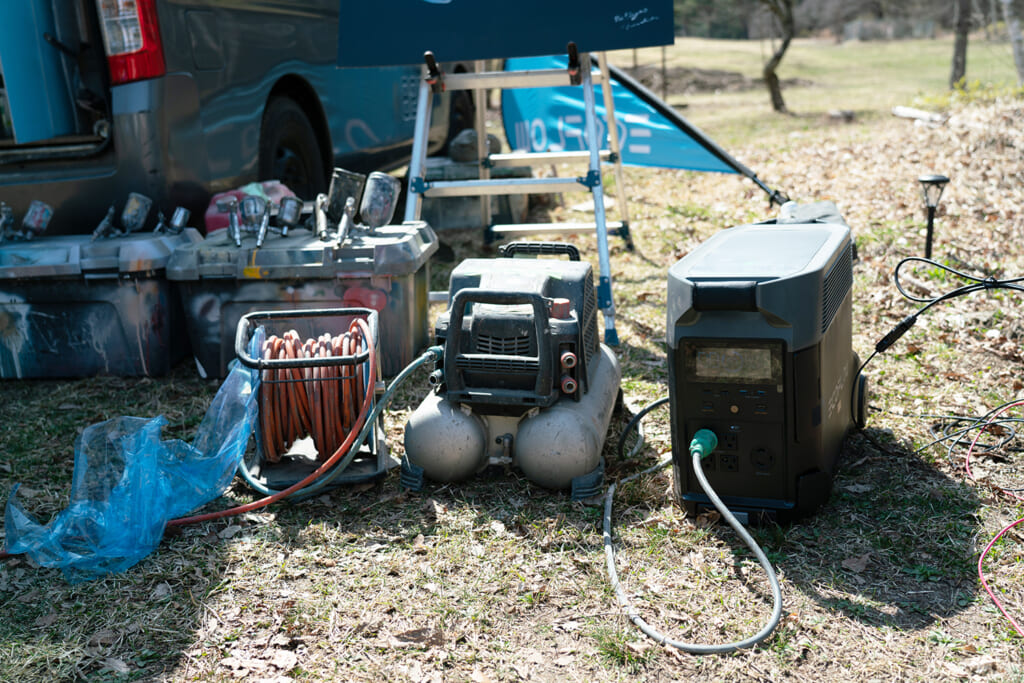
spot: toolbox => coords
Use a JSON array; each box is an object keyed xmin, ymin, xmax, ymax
[
  {"xmin": 167, "ymin": 221, "xmax": 438, "ymax": 379},
  {"xmin": 0, "ymin": 230, "xmax": 202, "ymax": 378}
]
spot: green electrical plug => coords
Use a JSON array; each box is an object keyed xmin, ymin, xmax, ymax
[{"xmin": 689, "ymin": 429, "xmax": 718, "ymax": 459}]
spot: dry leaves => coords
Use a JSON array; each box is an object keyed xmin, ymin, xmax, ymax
[{"xmin": 841, "ymin": 553, "xmax": 871, "ymax": 573}]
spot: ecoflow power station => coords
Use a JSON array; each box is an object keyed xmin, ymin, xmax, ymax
[{"xmin": 667, "ymin": 204, "xmax": 866, "ymax": 522}]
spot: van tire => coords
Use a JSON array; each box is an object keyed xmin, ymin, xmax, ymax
[
  {"xmin": 438, "ymin": 85, "xmax": 475, "ymax": 157},
  {"xmin": 258, "ymin": 97, "xmax": 327, "ymax": 200}
]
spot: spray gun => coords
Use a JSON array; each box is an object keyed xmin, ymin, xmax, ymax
[
  {"xmin": 308, "ymin": 167, "xmax": 402, "ymax": 245},
  {"xmin": 155, "ymin": 207, "xmax": 191, "ymax": 235},
  {"xmin": 91, "ymin": 193, "xmax": 152, "ymax": 240},
  {"xmin": 256, "ymin": 199, "xmax": 271, "ymax": 248},
  {"xmin": 19, "ymin": 201, "xmax": 54, "ymax": 240},
  {"xmin": 337, "ymin": 196, "xmax": 357, "ymax": 246},
  {"xmin": 216, "ymin": 197, "xmax": 242, "ymax": 247},
  {"xmin": 314, "ymin": 193, "xmax": 331, "ymax": 242},
  {"xmin": 239, "ymin": 195, "xmax": 263, "ymax": 235},
  {"xmin": 318, "ymin": 168, "xmax": 367, "ymax": 244},
  {"xmin": 91, "ymin": 205, "xmax": 117, "ymax": 240},
  {"xmin": 276, "ymin": 196, "xmax": 303, "ymax": 238},
  {"xmin": 121, "ymin": 192, "xmax": 152, "ymax": 233},
  {"xmin": 359, "ymin": 171, "xmax": 401, "ymax": 231}
]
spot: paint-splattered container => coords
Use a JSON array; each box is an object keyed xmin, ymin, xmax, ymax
[
  {"xmin": 0, "ymin": 229, "xmax": 203, "ymax": 378},
  {"xmin": 167, "ymin": 221, "xmax": 437, "ymax": 379}
]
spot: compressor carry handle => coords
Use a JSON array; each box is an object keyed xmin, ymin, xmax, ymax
[
  {"xmin": 234, "ymin": 307, "xmax": 378, "ymax": 370},
  {"xmin": 444, "ymin": 289, "xmax": 554, "ymax": 405},
  {"xmin": 498, "ymin": 242, "xmax": 581, "ymax": 261}
]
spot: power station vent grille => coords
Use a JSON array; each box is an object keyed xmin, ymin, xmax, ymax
[
  {"xmin": 821, "ymin": 240, "xmax": 853, "ymax": 334},
  {"xmin": 475, "ymin": 333, "xmax": 532, "ymax": 356}
]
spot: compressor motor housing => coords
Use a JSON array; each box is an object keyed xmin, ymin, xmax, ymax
[
  {"xmin": 667, "ymin": 203, "xmax": 866, "ymax": 522},
  {"xmin": 403, "ymin": 243, "xmax": 621, "ymax": 499}
]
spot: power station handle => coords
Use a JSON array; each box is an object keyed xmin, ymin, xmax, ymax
[
  {"xmin": 234, "ymin": 307, "xmax": 378, "ymax": 370},
  {"xmin": 498, "ymin": 242, "xmax": 581, "ymax": 261},
  {"xmin": 443, "ymin": 289, "xmax": 553, "ymax": 400}
]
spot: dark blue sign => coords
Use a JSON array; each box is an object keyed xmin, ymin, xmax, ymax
[{"xmin": 337, "ymin": 1, "xmax": 674, "ymax": 66}]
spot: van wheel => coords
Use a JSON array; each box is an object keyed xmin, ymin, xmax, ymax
[
  {"xmin": 438, "ymin": 88, "xmax": 475, "ymax": 157},
  {"xmin": 258, "ymin": 97, "xmax": 327, "ymax": 200}
]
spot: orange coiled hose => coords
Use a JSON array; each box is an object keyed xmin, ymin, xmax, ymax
[
  {"xmin": 168, "ymin": 316, "xmax": 377, "ymax": 527},
  {"xmin": 258, "ymin": 321, "xmax": 367, "ymax": 463}
]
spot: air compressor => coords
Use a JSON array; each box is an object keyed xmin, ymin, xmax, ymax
[
  {"xmin": 666, "ymin": 202, "xmax": 867, "ymax": 522},
  {"xmin": 402, "ymin": 242, "xmax": 621, "ymax": 499}
]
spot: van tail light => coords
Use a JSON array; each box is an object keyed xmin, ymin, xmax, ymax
[{"xmin": 96, "ymin": 0, "xmax": 166, "ymax": 85}]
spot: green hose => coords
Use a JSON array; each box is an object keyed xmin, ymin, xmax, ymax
[
  {"xmin": 603, "ymin": 427, "xmax": 784, "ymax": 653},
  {"xmin": 238, "ymin": 346, "xmax": 443, "ymax": 502}
]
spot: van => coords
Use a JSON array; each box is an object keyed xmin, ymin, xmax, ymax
[{"xmin": 0, "ymin": 0, "xmax": 462, "ymax": 235}]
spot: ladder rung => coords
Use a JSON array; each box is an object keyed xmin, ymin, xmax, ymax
[
  {"xmin": 489, "ymin": 150, "xmax": 612, "ymax": 167},
  {"xmin": 490, "ymin": 221, "xmax": 625, "ymax": 236},
  {"xmin": 445, "ymin": 68, "xmax": 605, "ymax": 91},
  {"xmin": 422, "ymin": 177, "xmax": 584, "ymax": 197}
]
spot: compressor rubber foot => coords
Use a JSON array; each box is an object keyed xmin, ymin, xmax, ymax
[
  {"xmin": 400, "ymin": 456, "xmax": 425, "ymax": 492},
  {"xmin": 571, "ymin": 458, "xmax": 605, "ymax": 500}
]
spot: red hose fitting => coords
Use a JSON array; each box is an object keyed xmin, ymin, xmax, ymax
[
  {"xmin": 560, "ymin": 375, "xmax": 578, "ymax": 394},
  {"xmin": 560, "ymin": 351, "xmax": 578, "ymax": 369}
]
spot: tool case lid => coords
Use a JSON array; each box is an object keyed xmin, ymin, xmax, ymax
[
  {"xmin": 166, "ymin": 221, "xmax": 438, "ymax": 280},
  {"xmin": 0, "ymin": 229, "xmax": 203, "ymax": 279}
]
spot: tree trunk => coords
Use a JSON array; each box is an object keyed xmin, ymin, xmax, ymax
[
  {"xmin": 950, "ymin": 0, "xmax": 971, "ymax": 88},
  {"xmin": 760, "ymin": 0, "xmax": 795, "ymax": 113},
  {"xmin": 1001, "ymin": 0, "xmax": 1024, "ymax": 84}
]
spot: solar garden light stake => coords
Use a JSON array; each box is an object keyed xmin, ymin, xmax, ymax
[{"xmin": 918, "ymin": 173, "xmax": 950, "ymax": 259}]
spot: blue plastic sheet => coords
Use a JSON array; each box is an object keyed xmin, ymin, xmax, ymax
[{"xmin": 3, "ymin": 360, "xmax": 259, "ymax": 582}]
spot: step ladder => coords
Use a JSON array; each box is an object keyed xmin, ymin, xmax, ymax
[{"xmin": 403, "ymin": 44, "xmax": 629, "ymax": 346}]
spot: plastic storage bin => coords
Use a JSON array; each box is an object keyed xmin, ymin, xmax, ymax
[
  {"xmin": 0, "ymin": 229, "xmax": 203, "ymax": 378},
  {"xmin": 167, "ymin": 221, "xmax": 438, "ymax": 379}
]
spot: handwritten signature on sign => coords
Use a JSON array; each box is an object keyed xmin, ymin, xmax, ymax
[{"xmin": 614, "ymin": 8, "xmax": 659, "ymax": 31}]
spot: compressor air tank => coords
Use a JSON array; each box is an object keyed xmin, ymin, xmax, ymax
[
  {"xmin": 404, "ymin": 343, "xmax": 620, "ymax": 491},
  {"xmin": 514, "ymin": 343, "xmax": 620, "ymax": 489},
  {"xmin": 402, "ymin": 243, "xmax": 621, "ymax": 499}
]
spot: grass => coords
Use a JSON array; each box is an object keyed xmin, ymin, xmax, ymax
[
  {"xmin": 2, "ymin": 34, "xmax": 1024, "ymax": 681},
  {"xmin": 607, "ymin": 35, "xmax": 1022, "ymax": 148}
]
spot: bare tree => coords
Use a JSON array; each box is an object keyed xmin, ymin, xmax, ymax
[
  {"xmin": 950, "ymin": 0, "xmax": 971, "ymax": 88},
  {"xmin": 1000, "ymin": 0, "xmax": 1024, "ymax": 83},
  {"xmin": 760, "ymin": 0, "xmax": 796, "ymax": 112}
]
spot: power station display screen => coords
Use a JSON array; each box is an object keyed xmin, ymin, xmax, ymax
[
  {"xmin": 684, "ymin": 340, "xmax": 783, "ymax": 384},
  {"xmin": 696, "ymin": 347, "xmax": 772, "ymax": 381}
]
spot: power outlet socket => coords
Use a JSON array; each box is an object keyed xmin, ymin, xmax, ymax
[
  {"xmin": 719, "ymin": 431, "xmax": 739, "ymax": 452},
  {"xmin": 719, "ymin": 454, "xmax": 739, "ymax": 472}
]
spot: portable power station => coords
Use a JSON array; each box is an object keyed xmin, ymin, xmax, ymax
[
  {"xmin": 667, "ymin": 203, "xmax": 866, "ymax": 522},
  {"xmin": 402, "ymin": 243, "xmax": 621, "ymax": 499}
]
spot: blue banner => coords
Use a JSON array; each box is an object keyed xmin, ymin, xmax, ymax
[{"xmin": 502, "ymin": 55, "xmax": 738, "ymax": 174}]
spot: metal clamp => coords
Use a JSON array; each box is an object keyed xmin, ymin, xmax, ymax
[{"xmin": 424, "ymin": 51, "xmax": 444, "ymax": 94}]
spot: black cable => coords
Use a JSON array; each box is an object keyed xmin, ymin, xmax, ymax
[
  {"xmin": 873, "ymin": 257, "xmax": 1022, "ymax": 358},
  {"xmin": 893, "ymin": 257, "xmax": 1024, "ymax": 310},
  {"xmin": 616, "ymin": 396, "xmax": 669, "ymax": 460},
  {"xmin": 852, "ymin": 258, "xmax": 1023, "ymax": 421}
]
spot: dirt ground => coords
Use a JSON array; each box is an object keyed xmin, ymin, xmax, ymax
[{"xmin": 1, "ymin": 90, "xmax": 1023, "ymax": 681}]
